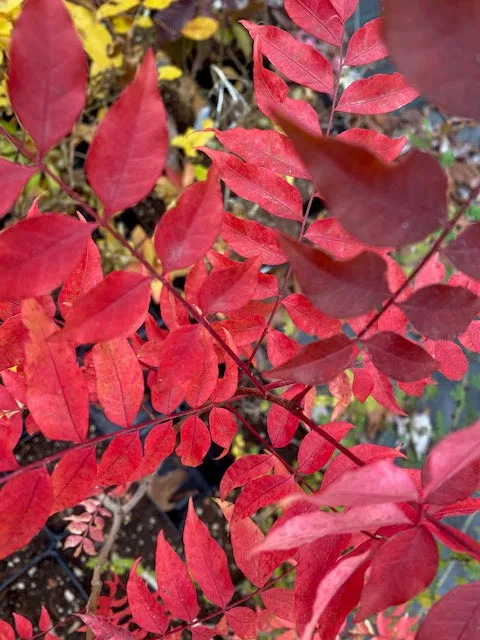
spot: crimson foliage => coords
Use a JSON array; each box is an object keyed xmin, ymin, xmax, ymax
[{"xmin": 0, "ymin": 0, "xmax": 479, "ymax": 638}]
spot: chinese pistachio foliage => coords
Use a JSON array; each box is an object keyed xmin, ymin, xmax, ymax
[{"xmin": 0, "ymin": 0, "xmax": 480, "ymax": 638}]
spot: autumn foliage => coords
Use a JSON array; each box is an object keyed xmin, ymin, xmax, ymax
[{"xmin": 0, "ymin": 0, "xmax": 480, "ymax": 638}]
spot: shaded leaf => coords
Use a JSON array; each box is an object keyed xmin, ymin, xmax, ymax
[
  {"xmin": 365, "ymin": 331, "xmax": 437, "ymax": 382},
  {"xmin": 276, "ymin": 117, "xmax": 447, "ymax": 247},
  {"xmin": 278, "ymin": 234, "xmax": 389, "ymax": 317},
  {"xmin": 416, "ymin": 582, "xmax": 480, "ymax": 640},
  {"xmin": 0, "ymin": 161, "xmax": 37, "ymax": 220},
  {"xmin": 443, "ymin": 222, "xmax": 480, "ymax": 281},
  {"xmin": 384, "ymin": 0, "xmax": 480, "ymax": 119},
  {"xmin": 266, "ymin": 334, "xmax": 355, "ymax": 386}
]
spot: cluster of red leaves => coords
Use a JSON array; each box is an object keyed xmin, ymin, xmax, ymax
[{"xmin": 0, "ymin": 0, "xmax": 479, "ymax": 638}]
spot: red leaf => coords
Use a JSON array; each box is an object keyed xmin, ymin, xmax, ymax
[
  {"xmin": 38, "ymin": 607, "xmax": 51, "ymax": 633},
  {"xmin": 0, "ymin": 314, "xmax": 28, "ymax": 372},
  {"xmin": 8, "ymin": 0, "xmax": 86, "ymax": 156},
  {"xmin": 184, "ymin": 499, "xmax": 235, "ymax": 608},
  {"xmin": 51, "ymin": 446, "xmax": 96, "ymax": 513},
  {"xmin": 295, "ymin": 535, "xmax": 350, "ymax": 636},
  {"xmin": 417, "ymin": 582, "xmax": 480, "ymax": 640},
  {"xmin": 344, "ymin": 17, "xmax": 388, "ymax": 66},
  {"xmin": 0, "ymin": 161, "xmax": 37, "ymax": 219},
  {"xmin": 384, "ymin": 0, "xmax": 480, "ymax": 120},
  {"xmin": 23, "ymin": 299, "xmax": 89, "ymax": 442},
  {"xmin": 253, "ymin": 43, "xmax": 322, "ymax": 136},
  {"xmin": 176, "ymin": 416, "xmax": 211, "ymax": 467},
  {"xmin": 433, "ymin": 496, "xmax": 480, "ymax": 519},
  {"xmin": 229, "ymin": 514, "xmax": 288, "ymax": 588},
  {"xmin": 278, "ymin": 234, "xmax": 389, "ymax": 317},
  {"xmin": 267, "ymin": 389, "xmax": 301, "ymax": 448},
  {"xmin": 302, "ymin": 549, "xmax": 371, "ymax": 640},
  {"xmin": 337, "ymin": 129, "xmax": 406, "ymax": 163},
  {"xmin": 0, "ymin": 387, "xmax": 22, "ymax": 472},
  {"xmin": 297, "ymin": 422, "xmax": 353, "ymax": 474},
  {"xmin": 305, "ymin": 218, "xmax": 370, "ymax": 260},
  {"xmin": 0, "ymin": 467, "xmax": 53, "ymax": 560},
  {"xmin": 284, "ymin": 0, "xmax": 347, "ymax": 46},
  {"xmin": 243, "ymin": 21, "xmax": 333, "ymax": 94},
  {"xmin": 422, "ymin": 420, "xmax": 480, "ymax": 504},
  {"xmin": 308, "ymin": 459, "xmax": 419, "ymax": 506},
  {"xmin": 12, "ymin": 614, "xmax": 32, "ymax": 640},
  {"xmin": 443, "ymin": 222, "xmax": 480, "ymax": 281},
  {"xmin": 184, "ymin": 328, "xmax": 218, "ymax": 408},
  {"xmin": 352, "ymin": 368, "xmax": 374, "ymax": 403},
  {"xmin": 364, "ymin": 362, "xmax": 407, "ymax": 415},
  {"xmin": 0, "ymin": 621, "xmax": 14, "ymax": 640},
  {"xmin": 210, "ymin": 408, "xmax": 237, "ymax": 457},
  {"xmin": 0, "ymin": 214, "xmax": 94, "ymax": 301},
  {"xmin": 61, "ymin": 271, "xmax": 151, "ymax": 344},
  {"xmin": 127, "ymin": 558, "xmax": 168, "ymax": 634},
  {"xmin": 221, "ymin": 213, "xmax": 287, "ymax": 265},
  {"xmin": 266, "ymin": 334, "xmax": 355, "ymax": 386},
  {"xmin": 203, "ymin": 148, "xmax": 302, "ymax": 221},
  {"xmin": 424, "ymin": 340, "xmax": 468, "ymax": 382},
  {"xmin": 58, "ymin": 237, "xmax": 103, "ymax": 320},
  {"xmin": 160, "ymin": 280, "xmax": 189, "ymax": 331},
  {"xmin": 337, "ymin": 73, "xmax": 419, "ymax": 115},
  {"xmin": 426, "ymin": 519, "xmax": 480, "ymax": 562},
  {"xmin": 215, "ymin": 128, "xmax": 309, "ymax": 179},
  {"xmin": 77, "ymin": 615, "xmax": 134, "ymax": 640},
  {"xmin": 356, "ymin": 526, "xmax": 437, "ymax": 620},
  {"xmin": 267, "ymin": 329, "xmax": 300, "ymax": 368},
  {"xmin": 86, "ymin": 50, "xmax": 167, "ymax": 217},
  {"xmin": 226, "ymin": 607, "xmax": 258, "ymax": 639},
  {"xmin": 282, "ymin": 294, "xmax": 341, "ymax": 338},
  {"xmin": 364, "ymin": 331, "xmax": 437, "ymax": 382},
  {"xmin": 400, "ymin": 284, "xmax": 480, "ymax": 340},
  {"xmin": 276, "ymin": 118, "xmax": 447, "ymax": 247},
  {"xmin": 322, "ymin": 444, "xmax": 405, "ymax": 490},
  {"xmin": 96, "ymin": 432, "xmax": 142, "ymax": 487},
  {"xmin": 199, "ymin": 257, "xmax": 260, "ymax": 314},
  {"xmin": 131, "ymin": 421, "xmax": 175, "ymax": 481},
  {"xmin": 232, "ymin": 475, "xmax": 299, "ymax": 521},
  {"xmin": 92, "ymin": 338, "xmax": 144, "ymax": 428},
  {"xmin": 155, "ymin": 530, "xmax": 199, "ymax": 622},
  {"xmin": 220, "ymin": 454, "xmax": 275, "ymax": 500},
  {"xmin": 262, "ymin": 588, "xmax": 295, "ymax": 621},
  {"xmin": 154, "ymin": 170, "xmax": 224, "ymax": 271}
]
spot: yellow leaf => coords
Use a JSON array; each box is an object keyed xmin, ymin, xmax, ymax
[
  {"xmin": 0, "ymin": 0, "xmax": 21, "ymax": 17},
  {"xmin": 181, "ymin": 16, "xmax": 218, "ymax": 41},
  {"xmin": 96, "ymin": 0, "xmax": 138, "ymax": 19},
  {"xmin": 66, "ymin": 2, "xmax": 123, "ymax": 70},
  {"xmin": 134, "ymin": 14, "xmax": 153, "ymax": 28},
  {"xmin": 111, "ymin": 15, "xmax": 133, "ymax": 34},
  {"xmin": 144, "ymin": 0, "xmax": 175, "ymax": 8},
  {"xmin": 158, "ymin": 64, "xmax": 182, "ymax": 81},
  {"xmin": 193, "ymin": 165, "xmax": 208, "ymax": 182},
  {"xmin": 171, "ymin": 119, "xmax": 215, "ymax": 158}
]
